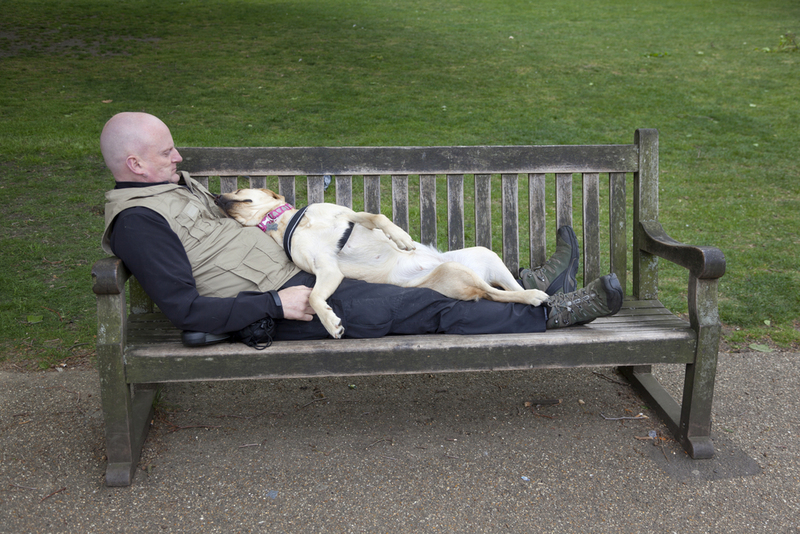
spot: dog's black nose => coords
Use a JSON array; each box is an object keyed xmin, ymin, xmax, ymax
[{"xmin": 213, "ymin": 194, "xmax": 222, "ymax": 206}]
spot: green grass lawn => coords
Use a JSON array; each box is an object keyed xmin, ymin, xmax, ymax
[{"xmin": 1, "ymin": 0, "xmax": 798, "ymax": 368}]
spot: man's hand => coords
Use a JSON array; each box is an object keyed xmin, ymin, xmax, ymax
[{"xmin": 278, "ymin": 285, "xmax": 316, "ymax": 321}]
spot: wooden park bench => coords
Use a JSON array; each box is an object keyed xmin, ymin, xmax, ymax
[{"xmin": 92, "ymin": 129, "xmax": 726, "ymax": 486}]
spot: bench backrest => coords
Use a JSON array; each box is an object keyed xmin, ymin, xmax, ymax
[{"xmin": 145, "ymin": 129, "xmax": 658, "ymax": 312}]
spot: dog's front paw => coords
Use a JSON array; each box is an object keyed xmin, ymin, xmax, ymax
[
  {"xmin": 322, "ymin": 314, "xmax": 345, "ymax": 339},
  {"xmin": 526, "ymin": 289, "xmax": 550, "ymax": 307},
  {"xmin": 389, "ymin": 231, "xmax": 416, "ymax": 251},
  {"xmin": 398, "ymin": 237, "xmax": 416, "ymax": 251}
]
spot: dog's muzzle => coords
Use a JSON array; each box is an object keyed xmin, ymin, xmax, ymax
[{"xmin": 214, "ymin": 195, "xmax": 252, "ymax": 211}]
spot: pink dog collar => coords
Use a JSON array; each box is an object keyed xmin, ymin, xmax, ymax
[{"xmin": 257, "ymin": 203, "xmax": 293, "ymax": 232}]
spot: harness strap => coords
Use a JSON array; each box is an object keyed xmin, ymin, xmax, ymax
[
  {"xmin": 337, "ymin": 222, "xmax": 355, "ymax": 251},
  {"xmin": 282, "ymin": 206, "xmax": 309, "ymax": 264}
]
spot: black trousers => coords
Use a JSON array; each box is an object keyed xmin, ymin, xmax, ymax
[{"xmin": 274, "ymin": 272, "xmax": 546, "ymax": 341}]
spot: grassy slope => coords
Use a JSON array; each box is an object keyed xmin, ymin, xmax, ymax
[{"xmin": 1, "ymin": 0, "xmax": 798, "ymax": 367}]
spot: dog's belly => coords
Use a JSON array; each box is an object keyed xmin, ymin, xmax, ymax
[{"xmin": 336, "ymin": 227, "xmax": 443, "ymax": 286}]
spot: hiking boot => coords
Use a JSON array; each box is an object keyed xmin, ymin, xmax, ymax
[
  {"xmin": 520, "ymin": 226, "xmax": 579, "ymax": 295},
  {"xmin": 545, "ymin": 273, "xmax": 623, "ymax": 329}
]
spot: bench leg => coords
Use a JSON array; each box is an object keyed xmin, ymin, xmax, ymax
[
  {"xmin": 620, "ymin": 274, "xmax": 720, "ymax": 459},
  {"xmin": 98, "ymin": 345, "xmax": 156, "ymax": 486},
  {"xmin": 675, "ymin": 276, "xmax": 722, "ymax": 459},
  {"xmin": 619, "ymin": 364, "xmax": 714, "ymax": 459},
  {"xmin": 676, "ymin": 323, "xmax": 719, "ymax": 459},
  {"xmin": 620, "ymin": 314, "xmax": 719, "ymax": 460}
]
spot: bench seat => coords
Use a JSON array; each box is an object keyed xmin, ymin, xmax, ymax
[{"xmin": 123, "ymin": 300, "xmax": 695, "ymax": 383}]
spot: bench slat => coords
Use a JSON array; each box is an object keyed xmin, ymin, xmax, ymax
[
  {"xmin": 556, "ymin": 173, "xmax": 573, "ymax": 229},
  {"xmin": 528, "ymin": 173, "xmax": 547, "ymax": 268},
  {"xmin": 501, "ymin": 173, "xmax": 519, "ymax": 273},
  {"xmin": 582, "ymin": 173, "xmax": 601, "ymax": 283},
  {"xmin": 474, "ymin": 174, "xmax": 492, "ymax": 249},
  {"xmin": 609, "ymin": 172, "xmax": 628, "ymax": 291},
  {"xmin": 278, "ymin": 176, "xmax": 295, "ymax": 206},
  {"xmin": 221, "ymin": 176, "xmax": 237, "ymax": 194},
  {"xmin": 178, "ymin": 145, "xmax": 640, "ymax": 176},
  {"xmin": 364, "ymin": 175, "xmax": 380, "ymax": 214},
  {"xmin": 447, "ymin": 174, "xmax": 465, "ymax": 251},
  {"xmin": 335, "ymin": 175, "xmax": 353, "ymax": 208},
  {"xmin": 307, "ymin": 175, "xmax": 325, "ymax": 204},
  {"xmin": 392, "ymin": 175, "xmax": 409, "ymax": 232},
  {"xmin": 419, "ymin": 174, "xmax": 437, "ymax": 247}
]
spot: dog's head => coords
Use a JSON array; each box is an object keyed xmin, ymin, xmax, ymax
[{"xmin": 215, "ymin": 188, "xmax": 287, "ymax": 226}]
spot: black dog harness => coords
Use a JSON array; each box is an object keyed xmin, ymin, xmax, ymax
[
  {"xmin": 281, "ymin": 206, "xmax": 308, "ymax": 264},
  {"xmin": 257, "ymin": 204, "xmax": 355, "ymax": 264},
  {"xmin": 336, "ymin": 222, "xmax": 355, "ymax": 251}
]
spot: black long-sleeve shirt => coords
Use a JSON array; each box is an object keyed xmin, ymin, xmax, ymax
[{"xmin": 107, "ymin": 182, "xmax": 283, "ymax": 334}]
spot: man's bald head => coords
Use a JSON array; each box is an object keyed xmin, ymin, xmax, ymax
[{"xmin": 100, "ymin": 112, "xmax": 183, "ymax": 183}]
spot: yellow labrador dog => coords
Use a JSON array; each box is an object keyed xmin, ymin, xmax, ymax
[{"xmin": 216, "ymin": 188, "xmax": 548, "ymax": 338}]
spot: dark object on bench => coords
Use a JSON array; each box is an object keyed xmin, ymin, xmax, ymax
[
  {"xmin": 92, "ymin": 129, "xmax": 725, "ymax": 486},
  {"xmin": 180, "ymin": 331, "xmax": 231, "ymax": 347}
]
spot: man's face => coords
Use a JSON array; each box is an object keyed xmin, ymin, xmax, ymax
[{"xmin": 137, "ymin": 123, "xmax": 183, "ymax": 183}]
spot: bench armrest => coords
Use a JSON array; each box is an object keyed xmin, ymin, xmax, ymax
[
  {"xmin": 92, "ymin": 256, "xmax": 131, "ymax": 347},
  {"xmin": 639, "ymin": 221, "xmax": 726, "ymax": 280},
  {"xmin": 92, "ymin": 256, "xmax": 131, "ymax": 295}
]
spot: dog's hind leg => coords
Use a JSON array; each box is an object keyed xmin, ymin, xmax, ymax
[
  {"xmin": 481, "ymin": 285, "xmax": 549, "ymax": 306},
  {"xmin": 414, "ymin": 262, "xmax": 549, "ymax": 306},
  {"xmin": 442, "ymin": 247, "xmax": 523, "ymax": 291}
]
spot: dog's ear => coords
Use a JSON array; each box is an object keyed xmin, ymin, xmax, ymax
[{"xmin": 259, "ymin": 188, "xmax": 285, "ymax": 203}]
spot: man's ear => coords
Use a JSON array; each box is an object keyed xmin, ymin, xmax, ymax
[{"xmin": 126, "ymin": 155, "xmax": 146, "ymax": 176}]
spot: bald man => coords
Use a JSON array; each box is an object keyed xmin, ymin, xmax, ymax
[
  {"xmin": 99, "ymin": 112, "xmax": 622, "ymax": 345},
  {"xmin": 100, "ymin": 112, "xmax": 314, "ymax": 334},
  {"xmin": 100, "ymin": 112, "xmax": 184, "ymax": 184}
]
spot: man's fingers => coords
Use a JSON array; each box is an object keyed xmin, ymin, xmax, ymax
[{"xmin": 277, "ymin": 285, "xmax": 318, "ymax": 321}]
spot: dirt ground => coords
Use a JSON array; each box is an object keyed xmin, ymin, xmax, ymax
[{"xmin": 1, "ymin": 351, "xmax": 798, "ymax": 533}]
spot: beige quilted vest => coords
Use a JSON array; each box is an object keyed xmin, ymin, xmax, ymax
[{"xmin": 101, "ymin": 172, "xmax": 299, "ymax": 298}]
